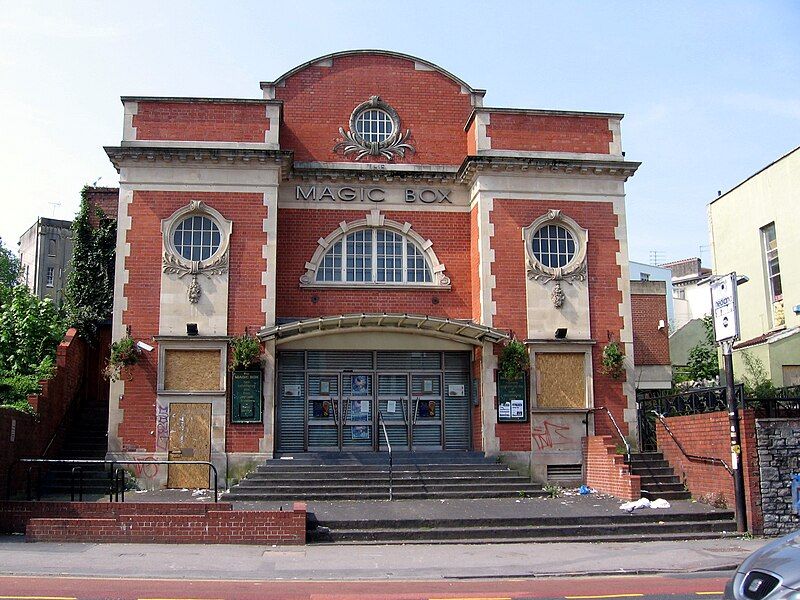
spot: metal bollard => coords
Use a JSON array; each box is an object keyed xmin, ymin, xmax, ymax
[{"xmin": 792, "ymin": 474, "xmax": 800, "ymax": 516}]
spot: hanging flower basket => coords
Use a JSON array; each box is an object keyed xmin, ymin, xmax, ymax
[
  {"xmin": 498, "ymin": 339, "xmax": 530, "ymax": 381},
  {"xmin": 104, "ymin": 335, "xmax": 139, "ymax": 382},
  {"xmin": 601, "ymin": 340, "xmax": 625, "ymax": 379},
  {"xmin": 229, "ymin": 333, "xmax": 262, "ymax": 371}
]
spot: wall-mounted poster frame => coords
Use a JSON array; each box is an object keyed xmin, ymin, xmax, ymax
[
  {"xmin": 231, "ymin": 369, "xmax": 263, "ymax": 423},
  {"xmin": 497, "ymin": 373, "xmax": 528, "ymax": 423}
]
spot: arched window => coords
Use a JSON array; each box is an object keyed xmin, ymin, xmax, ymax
[{"xmin": 301, "ymin": 210, "xmax": 449, "ymax": 288}]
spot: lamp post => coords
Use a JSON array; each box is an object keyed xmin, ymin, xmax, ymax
[{"xmin": 710, "ymin": 272, "xmax": 748, "ymax": 533}]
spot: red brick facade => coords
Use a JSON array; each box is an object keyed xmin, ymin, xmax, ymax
[
  {"xmin": 484, "ymin": 113, "xmax": 613, "ymax": 155},
  {"xmin": 107, "ymin": 50, "xmax": 639, "ymax": 484},
  {"xmin": 656, "ymin": 410, "xmax": 761, "ymax": 533},
  {"xmin": 132, "ymin": 101, "xmax": 271, "ymax": 143},
  {"xmin": 631, "ymin": 293, "xmax": 670, "ymax": 365}
]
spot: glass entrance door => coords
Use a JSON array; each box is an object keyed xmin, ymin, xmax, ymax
[
  {"xmin": 377, "ymin": 373, "xmax": 410, "ymax": 450},
  {"xmin": 307, "ymin": 373, "xmax": 340, "ymax": 450}
]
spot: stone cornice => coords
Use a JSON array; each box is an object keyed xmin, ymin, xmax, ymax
[
  {"xmin": 464, "ymin": 106, "xmax": 624, "ymax": 131},
  {"xmin": 120, "ymin": 96, "xmax": 282, "ymax": 106},
  {"xmin": 457, "ymin": 155, "xmax": 641, "ymax": 184},
  {"xmin": 104, "ymin": 146, "xmax": 293, "ymax": 174}
]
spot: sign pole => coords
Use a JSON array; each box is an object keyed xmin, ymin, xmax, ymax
[
  {"xmin": 710, "ymin": 272, "xmax": 747, "ymax": 533},
  {"xmin": 722, "ymin": 339, "xmax": 748, "ymax": 533}
]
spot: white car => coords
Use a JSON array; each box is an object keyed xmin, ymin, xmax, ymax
[{"xmin": 724, "ymin": 529, "xmax": 800, "ymax": 600}]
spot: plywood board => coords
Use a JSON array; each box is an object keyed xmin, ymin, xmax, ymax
[
  {"xmin": 536, "ymin": 353, "xmax": 585, "ymax": 409},
  {"xmin": 167, "ymin": 402, "xmax": 212, "ymax": 489},
  {"xmin": 164, "ymin": 349, "xmax": 221, "ymax": 391}
]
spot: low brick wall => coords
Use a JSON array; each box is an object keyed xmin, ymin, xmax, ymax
[
  {"xmin": 1, "ymin": 502, "xmax": 306, "ymax": 545},
  {"xmin": 582, "ymin": 436, "xmax": 640, "ymax": 500},
  {"xmin": 656, "ymin": 410, "xmax": 761, "ymax": 534},
  {"xmin": 756, "ymin": 418, "xmax": 800, "ymax": 537},
  {"xmin": 1, "ymin": 329, "xmax": 87, "ymax": 499}
]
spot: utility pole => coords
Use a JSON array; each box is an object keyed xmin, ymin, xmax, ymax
[{"xmin": 710, "ymin": 273, "xmax": 748, "ymax": 533}]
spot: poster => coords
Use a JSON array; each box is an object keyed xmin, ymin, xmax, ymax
[
  {"xmin": 351, "ymin": 375, "xmax": 369, "ymax": 395},
  {"xmin": 284, "ymin": 384, "xmax": 301, "ymax": 397},
  {"xmin": 319, "ymin": 380, "xmax": 330, "ymax": 395},
  {"xmin": 351, "ymin": 425, "xmax": 370, "ymax": 440},
  {"xmin": 386, "ymin": 400, "xmax": 396, "ymax": 413},
  {"xmin": 498, "ymin": 401, "xmax": 512, "ymax": 420},
  {"xmin": 312, "ymin": 400, "xmax": 331, "ymax": 419},
  {"xmin": 497, "ymin": 373, "xmax": 528, "ymax": 423},
  {"xmin": 350, "ymin": 399, "xmax": 370, "ymax": 421}
]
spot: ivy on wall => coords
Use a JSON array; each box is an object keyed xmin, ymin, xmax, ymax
[{"xmin": 64, "ymin": 186, "xmax": 117, "ymax": 343}]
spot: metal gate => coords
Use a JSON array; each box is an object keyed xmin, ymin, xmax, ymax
[{"xmin": 276, "ymin": 350, "xmax": 472, "ymax": 452}]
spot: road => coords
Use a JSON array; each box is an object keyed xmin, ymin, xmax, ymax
[{"xmin": 0, "ymin": 573, "xmax": 731, "ymax": 600}]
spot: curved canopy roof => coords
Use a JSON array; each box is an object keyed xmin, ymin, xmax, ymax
[{"xmin": 259, "ymin": 313, "xmax": 509, "ymax": 345}]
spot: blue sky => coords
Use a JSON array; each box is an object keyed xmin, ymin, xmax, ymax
[{"xmin": 1, "ymin": 1, "xmax": 798, "ymax": 265}]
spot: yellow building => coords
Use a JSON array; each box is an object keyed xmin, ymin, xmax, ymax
[{"xmin": 708, "ymin": 146, "xmax": 800, "ymax": 387}]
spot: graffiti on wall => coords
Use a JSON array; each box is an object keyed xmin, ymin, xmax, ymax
[
  {"xmin": 155, "ymin": 403, "xmax": 169, "ymax": 451},
  {"xmin": 531, "ymin": 415, "xmax": 582, "ymax": 452}
]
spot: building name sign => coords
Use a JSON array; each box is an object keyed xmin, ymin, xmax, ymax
[{"xmin": 295, "ymin": 185, "xmax": 453, "ymax": 204}]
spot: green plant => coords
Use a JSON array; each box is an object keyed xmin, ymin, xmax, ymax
[
  {"xmin": 740, "ymin": 351, "xmax": 775, "ymax": 399},
  {"xmin": 544, "ymin": 483, "xmax": 563, "ymax": 498},
  {"xmin": 686, "ymin": 315, "xmax": 719, "ymax": 382},
  {"xmin": 105, "ymin": 335, "xmax": 139, "ymax": 382},
  {"xmin": 498, "ymin": 339, "xmax": 529, "ymax": 381},
  {"xmin": 0, "ymin": 285, "xmax": 66, "ymax": 376},
  {"xmin": 229, "ymin": 334, "xmax": 262, "ymax": 371},
  {"xmin": 0, "ymin": 238, "xmax": 20, "ymax": 288},
  {"xmin": 64, "ymin": 186, "xmax": 117, "ymax": 343},
  {"xmin": 600, "ymin": 340, "xmax": 625, "ymax": 379}
]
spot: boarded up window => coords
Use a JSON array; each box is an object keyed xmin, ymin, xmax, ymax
[
  {"xmin": 163, "ymin": 349, "xmax": 221, "ymax": 391},
  {"xmin": 535, "ymin": 352, "xmax": 585, "ymax": 409}
]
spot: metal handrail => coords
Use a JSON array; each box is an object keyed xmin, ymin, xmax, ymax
[
  {"xmin": 651, "ymin": 410, "xmax": 733, "ymax": 476},
  {"xmin": 6, "ymin": 458, "xmax": 219, "ymax": 502},
  {"xmin": 595, "ymin": 406, "xmax": 631, "ymax": 464},
  {"xmin": 377, "ymin": 410, "xmax": 393, "ymax": 501},
  {"xmin": 70, "ymin": 467, "xmax": 83, "ymax": 502}
]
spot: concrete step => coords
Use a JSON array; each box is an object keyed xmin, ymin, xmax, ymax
[
  {"xmin": 233, "ymin": 482, "xmax": 542, "ymax": 494},
  {"xmin": 315, "ymin": 519, "xmax": 736, "ymax": 543},
  {"xmin": 641, "ymin": 489, "xmax": 692, "ymax": 501},
  {"xmin": 245, "ymin": 471, "xmax": 527, "ymax": 482},
  {"xmin": 637, "ymin": 474, "xmax": 680, "ymax": 486},
  {"xmin": 256, "ymin": 463, "xmax": 508, "ymax": 473},
  {"xmin": 315, "ymin": 530, "xmax": 741, "ymax": 545},
  {"xmin": 226, "ymin": 489, "xmax": 547, "ymax": 501},
  {"xmin": 627, "ymin": 459, "xmax": 671, "ymax": 470}
]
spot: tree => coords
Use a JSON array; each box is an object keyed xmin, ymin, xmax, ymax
[
  {"xmin": 686, "ymin": 315, "xmax": 719, "ymax": 382},
  {"xmin": 63, "ymin": 186, "xmax": 117, "ymax": 343},
  {"xmin": 0, "ymin": 237, "xmax": 20, "ymax": 288}
]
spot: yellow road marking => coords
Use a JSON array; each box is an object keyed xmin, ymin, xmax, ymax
[{"xmin": 566, "ymin": 595, "xmax": 645, "ymax": 599}]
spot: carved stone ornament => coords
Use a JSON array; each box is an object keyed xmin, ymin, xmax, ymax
[
  {"xmin": 551, "ymin": 283, "xmax": 566, "ymax": 308},
  {"xmin": 521, "ymin": 209, "xmax": 589, "ymax": 308},
  {"xmin": 333, "ymin": 96, "xmax": 415, "ymax": 161},
  {"xmin": 161, "ymin": 200, "xmax": 232, "ymax": 305}
]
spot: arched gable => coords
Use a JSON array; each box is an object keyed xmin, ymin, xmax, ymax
[{"xmin": 265, "ymin": 51, "xmax": 483, "ymax": 166}]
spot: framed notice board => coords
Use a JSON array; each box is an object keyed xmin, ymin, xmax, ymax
[
  {"xmin": 497, "ymin": 373, "xmax": 528, "ymax": 423},
  {"xmin": 231, "ymin": 370, "xmax": 263, "ymax": 423}
]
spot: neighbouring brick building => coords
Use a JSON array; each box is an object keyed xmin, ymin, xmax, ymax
[{"xmin": 104, "ymin": 50, "xmax": 641, "ymax": 487}]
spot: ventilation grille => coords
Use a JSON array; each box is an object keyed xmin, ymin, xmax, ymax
[{"xmin": 547, "ymin": 464, "xmax": 582, "ymax": 482}]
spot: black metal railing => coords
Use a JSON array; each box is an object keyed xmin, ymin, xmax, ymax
[
  {"xmin": 743, "ymin": 395, "xmax": 800, "ymax": 418},
  {"xmin": 377, "ymin": 410, "xmax": 393, "ymax": 501},
  {"xmin": 6, "ymin": 458, "xmax": 219, "ymax": 503}
]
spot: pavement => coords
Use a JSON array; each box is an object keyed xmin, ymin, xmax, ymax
[
  {"xmin": 3, "ymin": 490, "xmax": 766, "ymax": 580},
  {"xmin": 0, "ymin": 535, "xmax": 766, "ymax": 580}
]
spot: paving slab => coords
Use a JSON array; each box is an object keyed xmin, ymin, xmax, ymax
[{"xmin": 0, "ymin": 535, "xmax": 766, "ymax": 580}]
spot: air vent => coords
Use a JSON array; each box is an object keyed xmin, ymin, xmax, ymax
[{"xmin": 547, "ymin": 464, "xmax": 582, "ymax": 482}]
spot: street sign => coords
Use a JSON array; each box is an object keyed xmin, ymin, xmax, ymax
[{"xmin": 710, "ymin": 272, "xmax": 740, "ymax": 344}]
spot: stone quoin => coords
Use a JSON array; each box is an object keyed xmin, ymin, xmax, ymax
[{"xmin": 103, "ymin": 49, "xmax": 640, "ymax": 488}]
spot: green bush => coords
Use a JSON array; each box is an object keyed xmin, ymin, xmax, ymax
[{"xmin": 498, "ymin": 339, "xmax": 529, "ymax": 381}]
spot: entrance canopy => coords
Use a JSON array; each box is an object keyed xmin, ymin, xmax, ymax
[{"xmin": 259, "ymin": 313, "xmax": 509, "ymax": 345}]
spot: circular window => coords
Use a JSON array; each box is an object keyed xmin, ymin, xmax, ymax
[
  {"xmin": 172, "ymin": 215, "xmax": 221, "ymax": 262},
  {"xmin": 355, "ymin": 108, "xmax": 395, "ymax": 144},
  {"xmin": 531, "ymin": 224, "xmax": 576, "ymax": 268}
]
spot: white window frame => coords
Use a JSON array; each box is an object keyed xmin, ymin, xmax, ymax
[
  {"xmin": 300, "ymin": 209, "xmax": 450, "ymax": 289},
  {"xmin": 522, "ymin": 209, "xmax": 588, "ymax": 282},
  {"xmin": 45, "ymin": 266, "xmax": 55, "ymax": 287},
  {"xmin": 761, "ymin": 222, "xmax": 784, "ymax": 328}
]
